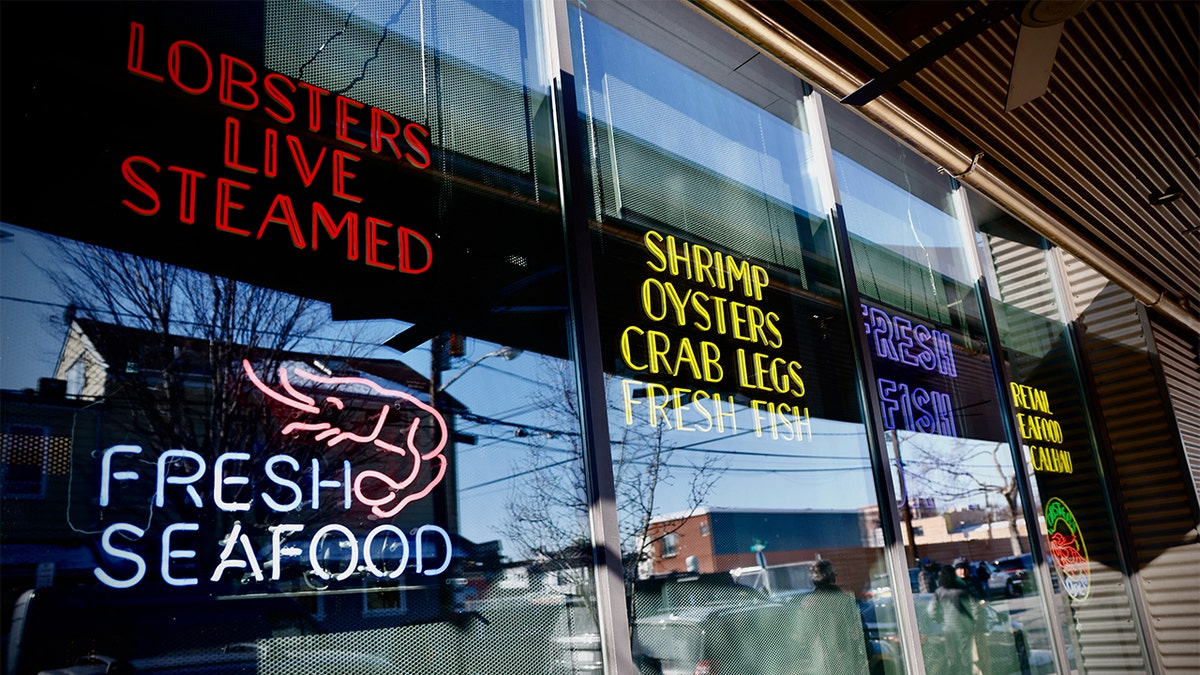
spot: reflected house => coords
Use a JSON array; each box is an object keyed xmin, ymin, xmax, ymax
[
  {"xmin": 0, "ymin": 382, "xmax": 106, "ymax": 622},
  {"xmin": 859, "ymin": 502, "xmax": 1032, "ymax": 566},
  {"xmin": 645, "ymin": 507, "xmax": 875, "ymax": 597},
  {"xmin": 494, "ymin": 544, "xmax": 596, "ymax": 601},
  {"xmin": 1, "ymin": 316, "xmax": 499, "ymax": 636}
]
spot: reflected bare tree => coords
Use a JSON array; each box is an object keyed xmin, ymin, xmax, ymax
[
  {"xmin": 901, "ymin": 434, "xmax": 1023, "ymax": 556},
  {"xmin": 502, "ymin": 356, "xmax": 723, "ymax": 622},
  {"xmin": 46, "ymin": 241, "xmax": 324, "ymax": 456}
]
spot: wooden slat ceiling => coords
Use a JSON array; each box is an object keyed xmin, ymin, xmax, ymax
[{"xmin": 693, "ymin": 0, "xmax": 1200, "ymax": 332}]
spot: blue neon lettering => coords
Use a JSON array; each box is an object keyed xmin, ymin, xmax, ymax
[{"xmin": 861, "ymin": 304, "xmax": 959, "ymax": 377}]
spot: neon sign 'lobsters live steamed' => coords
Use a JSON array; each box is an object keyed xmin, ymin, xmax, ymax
[
  {"xmin": 121, "ymin": 21, "xmax": 434, "ymax": 274},
  {"xmin": 92, "ymin": 363, "xmax": 452, "ymax": 590}
]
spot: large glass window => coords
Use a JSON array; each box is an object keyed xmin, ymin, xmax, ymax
[
  {"xmin": 826, "ymin": 102, "xmax": 1058, "ymax": 675},
  {"xmin": 971, "ymin": 190, "xmax": 1152, "ymax": 672},
  {"xmin": 570, "ymin": 4, "xmax": 900, "ymax": 674},
  {"xmin": 0, "ymin": 2, "xmax": 602, "ymax": 674}
]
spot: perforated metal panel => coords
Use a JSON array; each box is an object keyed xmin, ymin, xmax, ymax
[{"xmin": 264, "ymin": 0, "xmax": 543, "ymax": 199}]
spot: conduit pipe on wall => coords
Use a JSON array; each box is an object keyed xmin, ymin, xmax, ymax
[{"xmin": 688, "ymin": 0, "xmax": 1200, "ymax": 335}]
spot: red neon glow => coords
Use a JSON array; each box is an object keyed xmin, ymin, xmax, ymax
[
  {"xmin": 332, "ymin": 150, "xmax": 363, "ymax": 203},
  {"xmin": 219, "ymin": 54, "xmax": 259, "ymax": 111},
  {"xmin": 279, "ymin": 367, "xmax": 316, "ymax": 407},
  {"xmin": 322, "ymin": 404, "xmax": 390, "ymax": 447},
  {"xmin": 125, "ymin": 22, "xmax": 435, "ymax": 172},
  {"xmin": 243, "ymin": 360, "xmax": 449, "ymax": 518},
  {"xmin": 223, "ymin": 117, "xmax": 258, "ymax": 174},
  {"xmin": 257, "ymin": 194, "xmax": 306, "ymax": 248},
  {"xmin": 243, "ymin": 361, "xmax": 319, "ymax": 413},
  {"xmin": 121, "ymin": 156, "xmax": 161, "ymax": 216},
  {"xmin": 335, "ymin": 96, "xmax": 367, "ymax": 149},
  {"xmin": 311, "ymin": 204, "xmax": 359, "ymax": 261},
  {"xmin": 366, "ymin": 217, "xmax": 395, "ymax": 270},
  {"xmin": 167, "ymin": 165, "xmax": 205, "ymax": 224},
  {"xmin": 126, "ymin": 22, "xmax": 164, "ymax": 82},
  {"xmin": 264, "ymin": 129, "xmax": 279, "ymax": 178},
  {"xmin": 403, "ymin": 123, "xmax": 431, "ymax": 169},
  {"xmin": 315, "ymin": 427, "xmax": 341, "ymax": 442},
  {"xmin": 370, "ymin": 108, "xmax": 403, "ymax": 159},
  {"xmin": 281, "ymin": 421, "xmax": 332, "ymax": 436},
  {"xmin": 298, "ymin": 82, "xmax": 329, "ymax": 133},
  {"xmin": 287, "ymin": 135, "xmax": 326, "ymax": 188},
  {"xmin": 263, "ymin": 73, "xmax": 297, "ymax": 124},
  {"xmin": 167, "ymin": 40, "xmax": 212, "ymax": 95},
  {"xmin": 399, "ymin": 227, "xmax": 433, "ymax": 275},
  {"xmin": 1049, "ymin": 531, "xmax": 1086, "ymax": 571},
  {"xmin": 215, "ymin": 178, "xmax": 252, "ymax": 235}
]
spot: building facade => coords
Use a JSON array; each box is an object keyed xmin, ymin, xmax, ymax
[{"xmin": 1, "ymin": 1, "xmax": 1196, "ymax": 674}]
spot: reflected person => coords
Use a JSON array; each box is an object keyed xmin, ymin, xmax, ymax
[
  {"xmin": 918, "ymin": 558, "xmax": 940, "ymax": 593},
  {"xmin": 954, "ymin": 557, "xmax": 985, "ymax": 601},
  {"xmin": 795, "ymin": 560, "xmax": 868, "ymax": 675},
  {"xmin": 928, "ymin": 566, "xmax": 977, "ymax": 675}
]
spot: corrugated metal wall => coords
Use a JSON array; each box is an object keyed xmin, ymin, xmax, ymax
[
  {"xmin": 1151, "ymin": 320, "xmax": 1200, "ymax": 508},
  {"xmin": 1062, "ymin": 252, "xmax": 1200, "ymax": 674},
  {"xmin": 1145, "ymin": 315, "xmax": 1200, "ymax": 671}
]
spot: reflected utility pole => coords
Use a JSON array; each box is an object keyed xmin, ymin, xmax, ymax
[
  {"xmin": 430, "ymin": 332, "xmax": 449, "ymax": 530},
  {"xmin": 892, "ymin": 429, "xmax": 920, "ymax": 564}
]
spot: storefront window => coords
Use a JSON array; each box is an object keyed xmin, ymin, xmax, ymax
[
  {"xmin": 826, "ymin": 103, "xmax": 1057, "ymax": 674},
  {"xmin": 971, "ymin": 190, "xmax": 1152, "ymax": 672},
  {"xmin": 570, "ymin": 5, "xmax": 900, "ymax": 674},
  {"xmin": 0, "ymin": 2, "xmax": 602, "ymax": 674}
]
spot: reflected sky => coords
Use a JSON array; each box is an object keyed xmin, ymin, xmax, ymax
[{"xmin": 574, "ymin": 9, "xmax": 823, "ymax": 219}]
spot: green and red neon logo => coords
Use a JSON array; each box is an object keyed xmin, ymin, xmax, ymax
[{"xmin": 1045, "ymin": 497, "xmax": 1090, "ymax": 601}]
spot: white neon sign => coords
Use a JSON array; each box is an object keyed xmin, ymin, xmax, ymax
[{"xmin": 92, "ymin": 362, "xmax": 455, "ymax": 589}]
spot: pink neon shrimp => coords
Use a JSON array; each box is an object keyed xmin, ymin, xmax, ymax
[{"xmin": 243, "ymin": 359, "xmax": 449, "ymax": 518}]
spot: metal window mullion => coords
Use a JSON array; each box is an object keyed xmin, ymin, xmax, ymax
[
  {"xmin": 805, "ymin": 93, "xmax": 928, "ymax": 675},
  {"xmin": 539, "ymin": 1, "xmax": 634, "ymax": 674},
  {"xmin": 951, "ymin": 186, "xmax": 1075, "ymax": 675}
]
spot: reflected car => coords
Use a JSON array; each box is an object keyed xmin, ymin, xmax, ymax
[
  {"xmin": 992, "ymin": 554, "xmax": 1034, "ymax": 596},
  {"xmin": 631, "ymin": 572, "xmax": 885, "ymax": 675},
  {"xmin": 974, "ymin": 559, "xmax": 1023, "ymax": 599},
  {"xmin": 729, "ymin": 561, "xmax": 814, "ymax": 603},
  {"xmin": 860, "ymin": 593, "xmax": 1031, "ymax": 675},
  {"xmin": 861, "ymin": 568, "xmax": 920, "ymax": 600},
  {"xmin": 632, "ymin": 573, "xmax": 795, "ymax": 674}
]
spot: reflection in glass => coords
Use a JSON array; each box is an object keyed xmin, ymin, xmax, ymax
[
  {"xmin": 570, "ymin": 5, "xmax": 897, "ymax": 675},
  {"xmin": 973, "ymin": 190, "xmax": 1151, "ymax": 672},
  {"xmin": 826, "ymin": 101, "xmax": 1058, "ymax": 674},
  {"xmin": 0, "ymin": 225, "xmax": 605, "ymax": 674}
]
